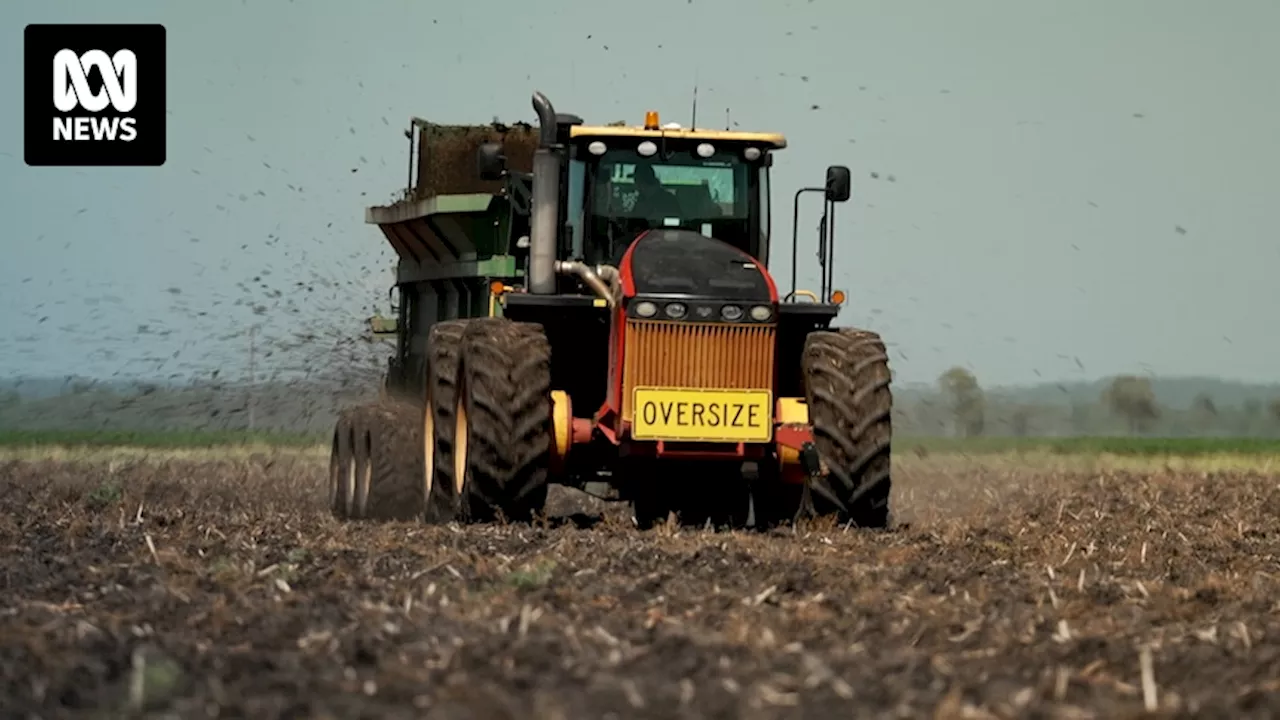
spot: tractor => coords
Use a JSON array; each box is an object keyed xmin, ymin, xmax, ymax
[{"xmin": 328, "ymin": 91, "xmax": 893, "ymax": 530}]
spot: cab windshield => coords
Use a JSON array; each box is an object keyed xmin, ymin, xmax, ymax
[{"xmin": 584, "ymin": 148, "xmax": 756, "ymax": 264}]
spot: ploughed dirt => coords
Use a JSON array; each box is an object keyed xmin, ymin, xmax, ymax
[{"xmin": 3, "ymin": 453, "xmax": 1279, "ymax": 719}]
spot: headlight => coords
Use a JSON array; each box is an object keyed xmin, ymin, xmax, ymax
[
  {"xmin": 749, "ymin": 305, "xmax": 772, "ymax": 322},
  {"xmin": 664, "ymin": 302, "xmax": 687, "ymax": 319},
  {"xmin": 635, "ymin": 301, "xmax": 658, "ymax": 318},
  {"xmin": 721, "ymin": 304, "xmax": 744, "ymax": 321}
]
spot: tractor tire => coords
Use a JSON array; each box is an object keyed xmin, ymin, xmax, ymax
[
  {"xmin": 362, "ymin": 398, "xmax": 425, "ymax": 521},
  {"xmin": 800, "ymin": 327, "xmax": 894, "ymax": 529},
  {"xmin": 422, "ymin": 320, "xmax": 468, "ymax": 524},
  {"xmin": 328, "ymin": 408, "xmax": 359, "ymax": 519},
  {"xmin": 453, "ymin": 317, "xmax": 552, "ymax": 523}
]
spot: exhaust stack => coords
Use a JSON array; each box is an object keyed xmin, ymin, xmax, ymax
[{"xmin": 528, "ymin": 92, "xmax": 561, "ymax": 295}]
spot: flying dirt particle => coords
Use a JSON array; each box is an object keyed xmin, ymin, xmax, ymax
[
  {"xmin": 810, "ymin": 104, "xmax": 820, "ymax": 110},
  {"xmin": 1175, "ymin": 225, "xmax": 1187, "ymax": 235}
]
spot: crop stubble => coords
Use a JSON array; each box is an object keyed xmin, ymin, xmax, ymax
[{"xmin": 2, "ymin": 451, "xmax": 1279, "ymax": 718}]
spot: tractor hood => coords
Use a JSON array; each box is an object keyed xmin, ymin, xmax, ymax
[{"xmin": 619, "ymin": 229, "xmax": 777, "ymax": 303}]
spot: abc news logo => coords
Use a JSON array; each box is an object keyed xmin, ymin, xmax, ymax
[
  {"xmin": 53, "ymin": 49, "xmax": 139, "ymax": 142},
  {"xmin": 25, "ymin": 24, "xmax": 166, "ymax": 166}
]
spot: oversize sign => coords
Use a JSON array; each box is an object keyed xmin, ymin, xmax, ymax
[{"xmin": 631, "ymin": 387, "xmax": 773, "ymax": 443}]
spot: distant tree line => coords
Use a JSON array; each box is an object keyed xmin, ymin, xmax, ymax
[
  {"xmin": 4, "ymin": 367, "xmax": 1280, "ymax": 439},
  {"xmin": 912, "ymin": 367, "xmax": 1280, "ymax": 438}
]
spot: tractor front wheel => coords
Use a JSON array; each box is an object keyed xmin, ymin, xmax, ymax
[
  {"xmin": 451, "ymin": 318, "xmax": 553, "ymax": 523},
  {"xmin": 800, "ymin": 327, "xmax": 894, "ymax": 528},
  {"xmin": 422, "ymin": 320, "xmax": 468, "ymax": 523}
]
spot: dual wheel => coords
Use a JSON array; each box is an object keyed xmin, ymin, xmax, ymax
[
  {"xmin": 420, "ymin": 317, "xmax": 553, "ymax": 523},
  {"xmin": 329, "ymin": 319, "xmax": 892, "ymax": 531},
  {"xmin": 328, "ymin": 401, "xmax": 423, "ymax": 521},
  {"xmin": 330, "ymin": 317, "xmax": 554, "ymax": 523}
]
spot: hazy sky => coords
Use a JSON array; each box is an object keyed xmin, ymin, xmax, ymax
[{"xmin": 2, "ymin": 0, "xmax": 1278, "ymax": 388}]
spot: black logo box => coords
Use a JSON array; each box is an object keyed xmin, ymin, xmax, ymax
[{"xmin": 24, "ymin": 23, "xmax": 166, "ymax": 167}]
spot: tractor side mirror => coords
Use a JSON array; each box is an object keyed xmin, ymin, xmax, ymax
[
  {"xmin": 825, "ymin": 165, "xmax": 852, "ymax": 203},
  {"xmin": 477, "ymin": 143, "xmax": 508, "ymax": 181}
]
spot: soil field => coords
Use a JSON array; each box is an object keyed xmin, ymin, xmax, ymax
[{"xmin": 3, "ymin": 452, "xmax": 1279, "ymax": 719}]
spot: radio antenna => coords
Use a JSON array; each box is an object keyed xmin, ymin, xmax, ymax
[
  {"xmin": 690, "ymin": 78, "xmax": 699, "ymax": 129},
  {"xmin": 724, "ymin": 107, "xmax": 731, "ymax": 130}
]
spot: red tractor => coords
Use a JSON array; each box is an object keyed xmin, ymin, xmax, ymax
[{"xmin": 329, "ymin": 92, "xmax": 893, "ymax": 530}]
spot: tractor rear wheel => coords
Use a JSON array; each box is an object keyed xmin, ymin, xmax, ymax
[
  {"xmin": 452, "ymin": 318, "xmax": 553, "ymax": 523},
  {"xmin": 800, "ymin": 328, "xmax": 894, "ymax": 528},
  {"xmin": 422, "ymin": 320, "xmax": 468, "ymax": 523},
  {"xmin": 362, "ymin": 398, "xmax": 425, "ymax": 521}
]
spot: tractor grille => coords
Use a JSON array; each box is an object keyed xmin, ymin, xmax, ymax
[{"xmin": 621, "ymin": 319, "xmax": 776, "ymax": 422}]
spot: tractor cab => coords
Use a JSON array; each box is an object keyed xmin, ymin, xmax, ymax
[{"xmin": 564, "ymin": 114, "xmax": 781, "ymax": 269}]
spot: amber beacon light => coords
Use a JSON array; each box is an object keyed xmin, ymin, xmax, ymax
[{"xmin": 643, "ymin": 111, "xmax": 660, "ymax": 130}]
